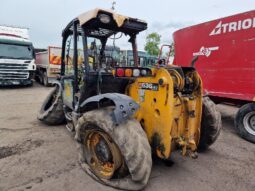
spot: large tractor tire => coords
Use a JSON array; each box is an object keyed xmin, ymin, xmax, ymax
[
  {"xmin": 235, "ymin": 103, "xmax": 255, "ymax": 143},
  {"xmin": 75, "ymin": 108, "xmax": 152, "ymax": 191},
  {"xmin": 198, "ymin": 97, "xmax": 222, "ymax": 151},
  {"xmin": 37, "ymin": 85, "xmax": 66, "ymax": 125}
]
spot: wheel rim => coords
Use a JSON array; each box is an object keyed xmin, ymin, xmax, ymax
[
  {"xmin": 83, "ymin": 128, "xmax": 123, "ymax": 179},
  {"xmin": 243, "ymin": 111, "xmax": 255, "ymax": 136},
  {"xmin": 44, "ymin": 88, "xmax": 58, "ymax": 110}
]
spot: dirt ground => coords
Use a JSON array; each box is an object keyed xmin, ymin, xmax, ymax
[{"xmin": 0, "ymin": 82, "xmax": 254, "ymax": 191}]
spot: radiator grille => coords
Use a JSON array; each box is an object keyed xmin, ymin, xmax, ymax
[{"xmin": 0, "ymin": 63, "xmax": 29, "ymax": 79}]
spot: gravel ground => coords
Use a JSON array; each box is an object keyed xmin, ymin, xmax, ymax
[{"xmin": 0, "ymin": 82, "xmax": 254, "ymax": 191}]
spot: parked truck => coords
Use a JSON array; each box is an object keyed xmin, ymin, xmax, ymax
[
  {"xmin": 173, "ymin": 10, "xmax": 255, "ymax": 143},
  {"xmin": 0, "ymin": 25, "xmax": 36, "ymax": 86},
  {"xmin": 35, "ymin": 46, "xmax": 61, "ymax": 86}
]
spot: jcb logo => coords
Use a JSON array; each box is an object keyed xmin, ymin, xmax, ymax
[
  {"xmin": 139, "ymin": 83, "xmax": 159, "ymax": 91},
  {"xmin": 210, "ymin": 17, "xmax": 255, "ymax": 36}
]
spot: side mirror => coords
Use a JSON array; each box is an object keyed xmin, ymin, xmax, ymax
[{"xmin": 158, "ymin": 44, "xmax": 172, "ymax": 65}]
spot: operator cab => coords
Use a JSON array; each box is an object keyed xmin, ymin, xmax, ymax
[{"xmin": 60, "ymin": 8, "xmax": 148, "ymax": 111}]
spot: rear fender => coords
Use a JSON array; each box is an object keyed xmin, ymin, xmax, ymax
[
  {"xmin": 52, "ymin": 80, "xmax": 62, "ymax": 91},
  {"xmin": 80, "ymin": 93, "xmax": 139, "ymax": 124}
]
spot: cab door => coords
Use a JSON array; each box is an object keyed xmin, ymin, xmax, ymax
[
  {"xmin": 61, "ymin": 22, "xmax": 86, "ymax": 110},
  {"xmin": 61, "ymin": 23, "xmax": 80, "ymax": 110},
  {"xmin": 62, "ymin": 32, "xmax": 75, "ymax": 109}
]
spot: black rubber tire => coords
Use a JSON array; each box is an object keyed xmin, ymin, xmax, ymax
[
  {"xmin": 34, "ymin": 75, "xmax": 40, "ymax": 83},
  {"xmin": 38, "ymin": 71, "xmax": 44, "ymax": 84},
  {"xmin": 43, "ymin": 72, "xmax": 49, "ymax": 87},
  {"xmin": 75, "ymin": 108, "xmax": 152, "ymax": 191},
  {"xmin": 235, "ymin": 103, "xmax": 255, "ymax": 143},
  {"xmin": 26, "ymin": 80, "xmax": 33, "ymax": 87},
  {"xmin": 198, "ymin": 97, "xmax": 222, "ymax": 151},
  {"xmin": 37, "ymin": 85, "xmax": 66, "ymax": 125}
]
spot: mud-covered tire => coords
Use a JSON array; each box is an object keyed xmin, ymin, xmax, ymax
[
  {"xmin": 198, "ymin": 97, "xmax": 222, "ymax": 151},
  {"xmin": 37, "ymin": 85, "xmax": 65, "ymax": 125},
  {"xmin": 75, "ymin": 108, "xmax": 152, "ymax": 191},
  {"xmin": 235, "ymin": 103, "xmax": 255, "ymax": 143}
]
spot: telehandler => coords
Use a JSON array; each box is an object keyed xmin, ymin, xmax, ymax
[{"xmin": 38, "ymin": 8, "xmax": 221, "ymax": 190}]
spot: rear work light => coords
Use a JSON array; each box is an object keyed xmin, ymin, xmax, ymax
[{"xmin": 98, "ymin": 14, "xmax": 111, "ymax": 24}]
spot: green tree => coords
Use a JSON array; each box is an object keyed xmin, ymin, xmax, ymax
[{"xmin": 144, "ymin": 32, "xmax": 161, "ymax": 56}]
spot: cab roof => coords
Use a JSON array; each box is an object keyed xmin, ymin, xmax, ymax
[{"xmin": 63, "ymin": 8, "xmax": 148, "ymax": 39}]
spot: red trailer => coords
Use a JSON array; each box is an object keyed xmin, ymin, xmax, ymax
[{"xmin": 173, "ymin": 10, "xmax": 255, "ymax": 143}]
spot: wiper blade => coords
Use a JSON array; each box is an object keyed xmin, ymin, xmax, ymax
[{"xmin": 15, "ymin": 57, "xmax": 32, "ymax": 60}]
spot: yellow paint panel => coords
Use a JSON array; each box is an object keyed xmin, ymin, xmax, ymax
[
  {"xmin": 128, "ymin": 68, "xmax": 174, "ymax": 159},
  {"xmin": 127, "ymin": 67, "xmax": 203, "ymax": 159},
  {"xmin": 64, "ymin": 80, "xmax": 73, "ymax": 105}
]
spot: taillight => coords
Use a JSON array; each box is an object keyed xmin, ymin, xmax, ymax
[
  {"xmin": 125, "ymin": 69, "xmax": 132, "ymax": 77},
  {"xmin": 114, "ymin": 67, "xmax": 152, "ymax": 78},
  {"xmin": 116, "ymin": 68, "xmax": 125, "ymax": 77}
]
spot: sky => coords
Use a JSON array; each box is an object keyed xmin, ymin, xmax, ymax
[{"xmin": 0, "ymin": 0, "xmax": 254, "ymax": 50}]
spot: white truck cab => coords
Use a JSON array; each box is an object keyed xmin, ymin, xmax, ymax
[{"xmin": 0, "ymin": 25, "xmax": 36, "ymax": 86}]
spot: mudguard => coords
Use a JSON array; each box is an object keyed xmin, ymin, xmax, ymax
[
  {"xmin": 53, "ymin": 80, "xmax": 62, "ymax": 90},
  {"xmin": 80, "ymin": 93, "xmax": 139, "ymax": 124}
]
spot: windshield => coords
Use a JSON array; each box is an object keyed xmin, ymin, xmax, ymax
[
  {"xmin": 0, "ymin": 43, "xmax": 34, "ymax": 60},
  {"xmin": 86, "ymin": 32, "xmax": 132, "ymax": 72},
  {"xmin": 85, "ymin": 33, "xmax": 157, "ymax": 70}
]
